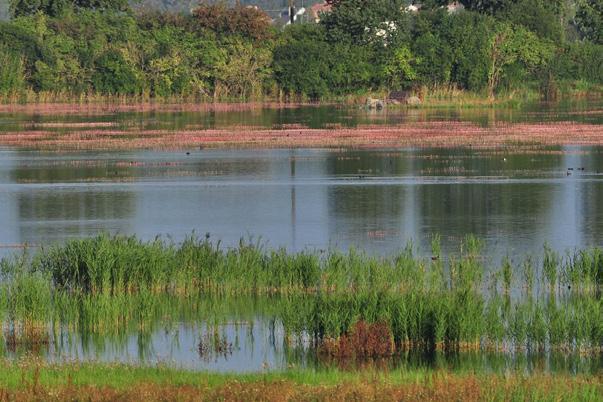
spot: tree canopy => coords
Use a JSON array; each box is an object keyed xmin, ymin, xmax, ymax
[
  {"xmin": 575, "ymin": 0, "xmax": 603, "ymax": 44},
  {"xmin": 0, "ymin": 0, "xmax": 601, "ymax": 99},
  {"xmin": 9, "ymin": 0, "xmax": 130, "ymax": 17}
]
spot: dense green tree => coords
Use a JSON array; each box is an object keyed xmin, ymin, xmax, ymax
[
  {"xmin": 410, "ymin": 10, "xmax": 453, "ymax": 86},
  {"xmin": 458, "ymin": 0, "xmax": 567, "ymax": 17},
  {"xmin": 327, "ymin": 44, "xmax": 375, "ymax": 92},
  {"xmin": 499, "ymin": 0, "xmax": 564, "ymax": 41},
  {"xmin": 383, "ymin": 45, "xmax": 419, "ymax": 89},
  {"xmin": 441, "ymin": 11, "xmax": 493, "ymax": 91},
  {"xmin": 0, "ymin": 20, "xmax": 50, "ymax": 63},
  {"xmin": 456, "ymin": 0, "xmax": 511, "ymax": 14},
  {"xmin": 551, "ymin": 41, "xmax": 603, "ymax": 83},
  {"xmin": 273, "ymin": 23, "xmax": 376, "ymax": 98},
  {"xmin": 91, "ymin": 48, "xmax": 142, "ymax": 94},
  {"xmin": 486, "ymin": 23, "xmax": 554, "ymax": 97},
  {"xmin": 213, "ymin": 38, "xmax": 273, "ymax": 99},
  {"xmin": 0, "ymin": 45, "xmax": 26, "ymax": 94},
  {"xmin": 0, "ymin": 1, "xmax": 600, "ymax": 100},
  {"xmin": 273, "ymin": 24, "xmax": 332, "ymax": 98},
  {"xmin": 191, "ymin": 3, "xmax": 274, "ymax": 41},
  {"xmin": 9, "ymin": 0, "xmax": 130, "ymax": 17},
  {"xmin": 145, "ymin": 26, "xmax": 211, "ymax": 96},
  {"xmin": 322, "ymin": 0, "xmax": 410, "ymax": 46},
  {"xmin": 575, "ymin": 0, "xmax": 603, "ymax": 43}
]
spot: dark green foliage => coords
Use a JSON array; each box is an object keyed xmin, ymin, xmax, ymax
[
  {"xmin": 575, "ymin": 0, "xmax": 603, "ymax": 44},
  {"xmin": 552, "ymin": 41, "xmax": 603, "ymax": 84},
  {"xmin": 322, "ymin": 0, "xmax": 410, "ymax": 46},
  {"xmin": 91, "ymin": 49, "xmax": 142, "ymax": 95},
  {"xmin": 457, "ymin": 0, "xmax": 513, "ymax": 14},
  {"xmin": 273, "ymin": 23, "xmax": 376, "ymax": 98},
  {"xmin": 0, "ymin": 21, "xmax": 50, "ymax": 66},
  {"xmin": 10, "ymin": 0, "xmax": 130, "ymax": 17},
  {"xmin": 0, "ymin": 2, "xmax": 600, "ymax": 99},
  {"xmin": 0, "ymin": 46, "xmax": 26, "ymax": 95},
  {"xmin": 273, "ymin": 25, "xmax": 331, "ymax": 98},
  {"xmin": 192, "ymin": 2, "xmax": 274, "ymax": 41},
  {"xmin": 410, "ymin": 11, "xmax": 454, "ymax": 86},
  {"xmin": 439, "ymin": 11, "xmax": 493, "ymax": 91},
  {"xmin": 499, "ymin": 0, "xmax": 564, "ymax": 42}
]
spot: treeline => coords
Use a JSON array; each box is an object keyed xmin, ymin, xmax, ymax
[{"xmin": 0, "ymin": 0, "xmax": 601, "ymax": 101}]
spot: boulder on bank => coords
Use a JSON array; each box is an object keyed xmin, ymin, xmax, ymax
[
  {"xmin": 365, "ymin": 97, "xmax": 385, "ymax": 110},
  {"xmin": 388, "ymin": 91, "xmax": 421, "ymax": 106}
]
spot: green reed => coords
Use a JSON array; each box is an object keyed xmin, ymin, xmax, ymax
[{"xmin": 0, "ymin": 233, "xmax": 602, "ymax": 356}]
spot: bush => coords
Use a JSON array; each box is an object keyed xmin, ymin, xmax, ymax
[
  {"xmin": 192, "ymin": 3, "xmax": 274, "ymax": 41},
  {"xmin": 92, "ymin": 48, "xmax": 142, "ymax": 95},
  {"xmin": 552, "ymin": 42, "xmax": 603, "ymax": 84},
  {"xmin": 0, "ymin": 45, "xmax": 26, "ymax": 95}
]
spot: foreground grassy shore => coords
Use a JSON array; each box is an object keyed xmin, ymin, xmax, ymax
[{"xmin": 0, "ymin": 361, "xmax": 601, "ymax": 401}]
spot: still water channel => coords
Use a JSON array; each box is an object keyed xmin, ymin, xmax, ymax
[{"xmin": 0, "ymin": 101, "xmax": 602, "ymax": 372}]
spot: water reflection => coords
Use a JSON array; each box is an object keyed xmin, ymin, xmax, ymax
[
  {"xmin": 1, "ymin": 99, "xmax": 601, "ymax": 131},
  {"xmin": 5, "ymin": 314, "xmax": 602, "ymax": 375},
  {"xmin": 1, "ymin": 147, "xmax": 603, "ymax": 258}
]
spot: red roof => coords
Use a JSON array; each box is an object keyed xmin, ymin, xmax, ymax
[{"xmin": 310, "ymin": 3, "xmax": 332, "ymax": 20}]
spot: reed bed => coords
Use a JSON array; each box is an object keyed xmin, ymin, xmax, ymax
[
  {"xmin": 1, "ymin": 234, "xmax": 602, "ymax": 357},
  {"xmin": 22, "ymin": 234, "xmax": 603, "ymax": 297}
]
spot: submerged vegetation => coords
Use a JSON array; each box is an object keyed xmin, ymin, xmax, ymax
[
  {"xmin": 0, "ymin": 1, "xmax": 601, "ymax": 103},
  {"xmin": 1, "ymin": 234, "xmax": 602, "ymax": 361},
  {"xmin": 2, "ymin": 120, "xmax": 603, "ymax": 150}
]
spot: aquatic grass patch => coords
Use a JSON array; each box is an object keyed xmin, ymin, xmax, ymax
[
  {"xmin": 2, "ymin": 120, "xmax": 603, "ymax": 150},
  {"xmin": 1, "ymin": 234, "xmax": 603, "ymax": 358}
]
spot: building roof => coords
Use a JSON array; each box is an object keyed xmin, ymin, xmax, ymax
[{"xmin": 309, "ymin": 2, "xmax": 332, "ymax": 22}]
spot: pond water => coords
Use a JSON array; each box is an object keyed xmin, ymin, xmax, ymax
[
  {"xmin": 1, "ymin": 146, "xmax": 603, "ymax": 259},
  {"xmin": 1, "ymin": 101, "xmax": 602, "ymax": 373}
]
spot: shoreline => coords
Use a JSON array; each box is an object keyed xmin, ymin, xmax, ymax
[
  {"xmin": 1, "ymin": 362, "xmax": 601, "ymax": 401},
  {"xmin": 0, "ymin": 101, "xmax": 323, "ymax": 115}
]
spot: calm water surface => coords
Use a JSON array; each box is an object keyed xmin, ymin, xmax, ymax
[{"xmin": 1, "ymin": 146, "xmax": 603, "ymax": 258}]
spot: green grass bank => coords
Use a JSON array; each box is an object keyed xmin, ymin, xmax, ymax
[{"xmin": 0, "ymin": 361, "xmax": 601, "ymax": 401}]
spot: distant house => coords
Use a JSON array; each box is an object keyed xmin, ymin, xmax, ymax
[
  {"xmin": 405, "ymin": 4, "xmax": 421, "ymax": 13},
  {"xmin": 447, "ymin": 1, "xmax": 464, "ymax": 13},
  {"xmin": 309, "ymin": 2, "xmax": 332, "ymax": 23}
]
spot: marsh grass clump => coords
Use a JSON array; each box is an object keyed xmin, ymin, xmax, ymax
[
  {"xmin": 0, "ymin": 234, "xmax": 602, "ymax": 359},
  {"xmin": 319, "ymin": 321, "xmax": 394, "ymax": 359},
  {"xmin": 3, "ymin": 326, "xmax": 49, "ymax": 355},
  {"xmin": 0, "ymin": 256, "xmax": 52, "ymax": 349}
]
